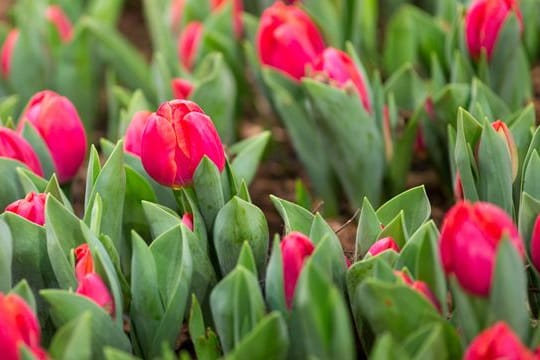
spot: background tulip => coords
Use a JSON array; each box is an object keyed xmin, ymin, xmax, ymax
[
  {"xmin": 18, "ymin": 90, "xmax": 87, "ymax": 183},
  {"xmin": 211, "ymin": 0, "xmax": 243, "ymax": 38},
  {"xmin": 171, "ymin": 78, "xmax": 194, "ymax": 100},
  {"xmin": 281, "ymin": 231, "xmax": 315, "ymax": 308},
  {"xmin": 140, "ymin": 99, "xmax": 226, "ymax": 188},
  {"xmin": 45, "ymin": 5, "xmax": 73, "ymax": 43},
  {"xmin": 76, "ymin": 273, "xmax": 115, "ymax": 316},
  {"xmin": 256, "ymin": 2, "xmax": 325, "ymax": 80},
  {"xmin": 530, "ymin": 214, "xmax": 540, "ymax": 273},
  {"xmin": 74, "ymin": 244, "xmax": 94, "ymax": 282},
  {"xmin": 169, "ymin": 0, "xmax": 185, "ymax": 33},
  {"xmin": 0, "ymin": 127, "xmax": 43, "ymax": 176},
  {"xmin": 0, "ymin": 29, "xmax": 18, "ymax": 78},
  {"xmin": 181, "ymin": 213, "xmax": 194, "ymax": 231},
  {"xmin": 440, "ymin": 201, "xmax": 524, "ymax": 296},
  {"xmin": 366, "ymin": 237, "xmax": 400, "ymax": 256},
  {"xmin": 465, "ymin": 0, "xmax": 523, "ymax": 60},
  {"xmin": 394, "ymin": 271, "xmax": 441, "ymax": 311},
  {"xmin": 178, "ymin": 22, "xmax": 203, "ymax": 71},
  {"xmin": 492, "ymin": 120, "xmax": 518, "ymax": 181},
  {"xmin": 124, "ymin": 110, "xmax": 152, "ymax": 157},
  {"xmin": 5, "ymin": 192, "xmax": 47, "ymax": 226}
]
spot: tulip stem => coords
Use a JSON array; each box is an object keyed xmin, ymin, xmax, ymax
[{"xmin": 172, "ymin": 188, "xmax": 187, "ymax": 214}]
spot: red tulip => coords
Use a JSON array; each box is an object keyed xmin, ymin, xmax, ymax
[
  {"xmin": 0, "ymin": 293, "xmax": 48, "ymax": 360},
  {"xmin": 211, "ymin": 0, "xmax": 243, "ymax": 38},
  {"xmin": 76, "ymin": 273, "xmax": 115, "ymax": 316},
  {"xmin": 171, "ymin": 78, "xmax": 194, "ymax": 100},
  {"xmin": 18, "ymin": 90, "xmax": 87, "ymax": 183},
  {"xmin": 394, "ymin": 271, "xmax": 441, "ymax": 311},
  {"xmin": 5, "ymin": 192, "xmax": 47, "ymax": 226},
  {"xmin": 281, "ymin": 231, "xmax": 315, "ymax": 308},
  {"xmin": 530, "ymin": 214, "xmax": 540, "ymax": 273},
  {"xmin": 440, "ymin": 201, "xmax": 524, "ymax": 296},
  {"xmin": 140, "ymin": 100, "xmax": 226, "ymax": 188},
  {"xmin": 124, "ymin": 111, "xmax": 152, "ymax": 157},
  {"xmin": 312, "ymin": 47, "xmax": 371, "ymax": 112},
  {"xmin": 0, "ymin": 29, "xmax": 18, "ymax": 78},
  {"xmin": 256, "ymin": 2, "xmax": 325, "ymax": 81},
  {"xmin": 45, "ymin": 5, "xmax": 73, "ymax": 43},
  {"xmin": 178, "ymin": 22, "xmax": 203, "ymax": 71},
  {"xmin": 182, "ymin": 213, "xmax": 194, "ymax": 231},
  {"xmin": 465, "ymin": 0, "xmax": 523, "ymax": 60},
  {"xmin": 367, "ymin": 237, "xmax": 400, "ymax": 257},
  {"xmin": 169, "ymin": 0, "xmax": 186, "ymax": 33},
  {"xmin": 0, "ymin": 127, "xmax": 43, "ymax": 176},
  {"xmin": 464, "ymin": 322, "xmax": 536, "ymax": 360},
  {"xmin": 492, "ymin": 120, "xmax": 518, "ymax": 181},
  {"xmin": 74, "ymin": 244, "xmax": 94, "ymax": 282}
]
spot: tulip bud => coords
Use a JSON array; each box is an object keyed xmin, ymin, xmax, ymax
[
  {"xmin": 311, "ymin": 47, "xmax": 372, "ymax": 112},
  {"xmin": 440, "ymin": 201, "xmax": 524, "ymax": 296},
  {"xmin": 394, "ymin": 270, "xmax": 441, "ymax": 311},
  {"xmin": 45, "ymin": 5, "xmax": 73, "ymax": 43},
  {"xmin": 530, "ymin": 214, "xmax": 540, "ymax": 273},
  {"xmin": 74, "ymin": 244, "xmax": 94, "ymax": 282},
  {"xmin": 492, "ymin": 120, "xmax": 518, "ymax": 181},
  {"xmin": 178, "ymin": 22, "xmax": 203, "ymax": 71},
  {"xmin": 367, "ymin": 237, "xmax": 400, "ymax": 257},
  {"xmin": 171, "ymin": 78, "xmax": 194, "ymax": 100},
  {"xmin": 124, "ymin": 111, "xmax": 152, "ymax": 157},
  {"xmin": 140, "ymin": 100, "xmax": 226, "ymax": 188},
  {"xmin": 170, "ymin": 0, "xmax": 186, "ymax": 33},
  {"xmin": 281, "ymin": 231, "xmax": 315, "ymax": 308},
  {"xmin": 454, "ymin": 172, "xmax": 464, "ymax": 201},
  {"xmin": 465, "ymin": 0, "xmax": 523, "ymax": 61},
  {"xmin": 464, "ymin": 322, "xmax": 536, "ymax": 360},
  {"xmin": 5, "ymin": 192, "xmax": 47, "ymax": 226},
  {"xmin": 256, "ymin": 2, "xmax": 325, "ymax": 81},
  {"xmin": 0, "ymin": 29, "xmax": 18, "ymax": 78},
  {"xmin": 0, "ymin": 293, "xmax": 48, "ymax": 360},
  {"xmin": 211, "ymin": 0, "xmax": 243, "ymax": 38},
  {"xmin": 182, "ymin": 212, "xmax": 194, "ymax": 231},
  {"xmin": 0, "ymin": 127, "xmax": 43, "ymax": 176},
  {"xmin": 76, "ymin": 273, "xmax": 115, "ymax": 316},
  {"xmin": 18, "ymin": 90, "xmax": 87, "ymax": 183}
]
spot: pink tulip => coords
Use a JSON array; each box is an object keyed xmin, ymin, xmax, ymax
[
  {"xmin": 5, "ymin": 192, "xmax": 47, "ymax": 226},
  {"xmin": 178, "ymin": 22, "xmax": 203, "ymax": 71},
  {"xmin": 281, "ymin": 231, "xmax": 315, "ymax": 308},
  {"xmin": 367, "ymin": 237, "xmax": 400, "ymax": 256},
  {"xmin": 18, "ymin": 90, "xmax": 87, "ymax": 183},
  {"xmin": 140, "ymin": 100, "xmax": 226, "ymax": 188},
  {"xmin": 124, "ymin": 111, "xmax": 152, "ymax": 157},
  {"xmin": 211, "ymin": 0, "xmax": 243, "ymax": 38},
  {"xmin": 394, "ymin": 271, "xmax": 441, "ymax": 312},
  {"xmin": 256, "ymin": 2, "xmax": 325, "ymax": 81},
  {"xmin": 74, "ymin": 244, "xmax": 94, "ymax": 282},
  {"xmin": 530, "ymin": 214, "xmax": 540, "ymax": 273},
  {"xmin": 465, "ymin": 0, "xmax": 523, "ymax": 60},
  {"xmin": 312, "ymin": 47, "xmax": 371, "ymax": 112},
  {"xmin": 182, "ymin": 213, "xmax": 194, "ymax": 231},
  {"xmin": 171, "ymin": 78, "xmax": 194, "ymax": 100},
  {"xmin": 440, "ymin": 201, "xmax": 524, "ymax": 296},
  {"xmin": 45, "ymin": 5, "xmax": 73, "ymax": 43},
  {"xmin": 169, "ymin": 0, "xmax": 186, "ymax": 33},
  {"xmin": 492, "ymin": 120, "xmax": 518, "ymax": 181},
  {"xmin": 0, "ymin": 127, "xmax": 43, "ymax": 176},
  {"xmin": 76, "ymin": 273, "xmax": 115, "ymax": 316},
  {"xmin": 0, "ymin": 29, "xmax": 19, "ymax": 78}
]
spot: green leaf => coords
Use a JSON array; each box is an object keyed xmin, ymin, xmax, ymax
[
  {"xmin": 9, "ymin": 279, "xmax": 36, "ymax": 313},
  {"xmin": 229, "ymin": 131, "xmax": 270, "ymax": 185},
  {"xmin": 49, "ymin": 313, "xmax": 92, "ymax": 360},
  {"xmin": 236, "ymin": 242, "xmax": 258, "ymax": 277},
  {"xmin": 189, "ymin": 295, "xmax": 221, "ymax": 360},
  {"xmin": 0, "ymin": 219, "xmax": 12, "ymax": 292},
  {"xmin": 193, "ymin": 156, "xmax": 225, "ymax": 232},
  {"xmin": 21, "ymin": 123, "xmax": 55, "ymax": 178},
  {"xmin": 0, "ymin": 158, "xmax": 26, "ymax": 209},
  {"xmin": 265, "ymin": 237, "xmax": 286, "ymax": 313},
  {"xmin": 355, "ymin": 197, "xmax": 382, "ymax": 259},
  {"xmin": 270, "ymin": 195, "xmax": 314, "ymax": 235},
  {"xmin": 123, "ymin": 166, "xmax": 157, "ymax": 242},
  {"xmin": 377, "ymin": 212, "xmax": 407, "ymax": 249},
  {"xmin": 370, "ymin": 334, "xmax": 410, "ymax": 360}
]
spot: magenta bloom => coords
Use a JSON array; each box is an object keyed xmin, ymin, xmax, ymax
[
  {"xmin": 45, "ymin": 5, "xmax": 73, "ymax": 43},
  {"xmin": 76, "ymin": 273, "xmax": 115, "ymax": 316},
  {"xmin": 124, "ymin": 111, "xmax": 152, "ymax": 157},
  {"xmin": 178, "ymin": 22, "xmax": 203, "ymax": 71},
  {"xmin": 0, "ymin": 127, "xmax": 43, "ymax": 176},
  {"xmin": 394, "ymin": 271, "xmax": 441, "ymax": 312},
  {"xmin": 211, "ymin": 0, "xmax": 243, "ymax": 38},
  {"xmin": 0, "ymin": 29, "xmax": 19, "ymax": 78},
  {"xmin": 140, "ymin": 100, "xmax": 226, "ymax": 188},
  {"xmin": 281, "ymin": 231, "xmax": 315, "ymax": 308},
  {"xmin": 5, "ymin": 192, "xmax": 47, "ymax": 226},
  {"xmin": 18, "ymin": 90, "xmax": 87, "ymax": 183},
  {"xmin": 171, "ymin": 78, "xmax": 194, "ymax": 100},
  {"xmin": 74, "ymin": 244, "xmax": 94, "ymax": 282},
  {"xmin": 440, "ymin": 201, "xmax": 524, "ymax": 296},
  {"xmin": 367, "ymin": 237, "xmax": 400, "ymax": 256},
  {"xmin": 256, "ymin": 2, "xmax": 325, "ymax": 81},
  {"xmin": 182, "ymin": 213, "xmax": 194, "ymax": 231}
]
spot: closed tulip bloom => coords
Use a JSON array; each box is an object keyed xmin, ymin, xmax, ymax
[
  {"xmin": 140, "ymin": 100, "xmax": 226, "ymax": 188},
  {"xmin": 45, "ymin": 5, "xmax": 73, "ymax": 43},
  {"xmin": 169, "ymin": 0, "xmax": 185, "ymax": 33},
  {"xmin": 394, "ymin": 271, "xmax": 441, "ymax": 312},
  {"xmin": 256, "ymin": 2, "xmax": 325, "ymax": 80},
  {"xmin": 178, "ymin": 22, "xmax": 203, "ymax": 71},
  {"xmin": 0, "ymin": 127, "xmax": 43, "ymax": 176},
  {"xmin": 530, "ymin": 214, "xmax": 540, "ymax": 272},
  {"xmin": 492, "ymin": 120, "xmax": 518, "ymax": 181},
  {"xmin": 440, "ymin": 201, "xmax": 524, "ymax": 296},
  {"xmin": 76, "ymin": 273, "xmax": 115, "ymax": 316},
  {"xmin": 312, "ymin": 47, "xmax": 372, "ymax": 112},
  {"xmin": 211, "ymin": 0, "xmax": 243, "ymax": 38},
  {"xmin": 281, "ymin": 231, "xmax": 315, "ymax": 308},
  {"xmin": 5, "ymin": 192, "xmax": 47, "ymax": 226},
  {"xmin": 74, "ymin": 244, "xmax": 94, "ymax": 282},
  {"xmin": 465, "ymin": 0, "xmax": 523, "ymax": 60},
  {"xmin": 464, "ymin": 322, "xmax": 536, "ymax": 360},
  {"xmin": 0, "ymin": 29, "xmax": 18, "ymax": 78},
  {"xmin": 0, "ymin": 293, "xmax": 48, "ymax": 360},
  {"xmin": 367, "ymin": 237, "xmax": 400, "ymax": 257},
  {"xmin": 171, "ymin": 78, "xmax": 194, "ymax": 100},
  {"xmin": 18, "ymin": 90, "xmax": 87, "ymax": 183},
  {"xmin": 182, "ymin": 213, "xmax": 194, "ymax": 231},
  {"xmin": 124, "ymin": 111, "xmax": 152, "ymax": 157}
]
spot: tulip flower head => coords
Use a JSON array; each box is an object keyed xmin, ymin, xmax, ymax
[
  {"xmin": 182, "ymin": 213, "xmax": 194, "ymax": 231},
  {"xmin": 492, "ymin": 120, "xmax": 518, "ymax": 181},
  {"xmin": 440, "ymin": 201, "xmax": 524, "ymax": 296},
  {"xmin": 256, "ymin": 2, "xmax": 325, "ymax": 80},
  {"xmin": 170, "ymin": 0, "xmax": 186, "ymax": 33},
  {"xmin": 0, "ymin": 127, "xmax": 43, "ymax": 176},
  {"xmin": 178, "ymin": 22, "xmax": 203, "ymax": 71},
  {"xmin": 124, "ymin": 111, "xmax": 152, "ymax": 157},
  {"xmin": 74, "ymin": 244, "xmax": 94, "ymax": 282},
  {"xmin": 5, "ymin": 192, "xmax": 47, "ymax": 226},
  {"xmin": 76, "ymin": 273, "xmax": 115, "ymax": 316},
  {"xmin": 45, "ymin": 5, "xmax": 73, "ymax": 43},
  {"xmin": 465, "ymin": 0, "xmax": 523, "ymax": 60},
  {"xmin": 281, "ymin": 231, "xmax": 315, "ymax": 308},
  {"xmin": 530, "ymin": 214, "xmax": 540, "ymax": 273},
  {"xmin": 0, "ymin": 29, "xmax": 19, "ymax": 78},
  {"xmin": 211, "ymin": 0, "xmax": 243, "ymax": 38},
  {"xmin": 171, "ymin": 78, "xmax": 194, "ymax": 100},
  {"xmin": 140, "ymin": 100, "xmax": 226, "ymax": 188},
  {"xmin": 367, "ymin": 237, "xmax": 400, "ymax": 257},
  {"xmin": 394, "ymin": 270, "xmax": 441, "ymax": 311},
  {"xmin": 18, "ymin": 90, "xmax": 87, "ymax": 183}
]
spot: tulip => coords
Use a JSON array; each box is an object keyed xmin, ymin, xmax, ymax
[
  {"xmin": 366, "ymin": 237, "xmax": 400, "ymax": 257},
  {"xmin": 5, "ymin": 192, "xmax": 47, "ymax": 226},
  {"xmin": 394, "ymin": 271, "xmax": 441, "ymax": 311},
  {"xmin": 76, "ymin": 273, "xmax": 115, "ymax": 316},
  {"xmin": 0, "ymin": 293, "xmax": 48, "ymax": 360},
  {"xmin": 0, "ymin": 127, "xmax": 43, "ymax": 176},
  {"xmin": 170, "ymin": 0, "xmax": 186, "ymax": 33},
  {"xmin": 256, "ymin": 2, "xmax": 325, "ymax": 80},
  {"xmin": 140, "ymin": 100, "xmax": 226, "ymax": 188},
  {"xmin": 45, "ymin": 5, "xmax": 73, "ymax": 43},
  {"xmin": 178, "ymin": 22, "xmax": 203, "ymax": 71},
  {"xmin": 465, "ymin": 0, "xmax": 523, "ymax": 60},
  {"xmin": 492, "ymin": 120, "xmax": 518, "ymax": 181},
  {"xmin": 464, "ymin": 322, "xmax": 536, "ymax": 360},
  {"xmin": 311, "ymin": 47, "xmax": 371, "ymax": 112},
  {"xmin": 440, "ymin": 201, "xmax": 524, "ymax": 296},
  {"xmin": 211, "ymin": 0, "xmax": 243, "ymax": 38},
  {"xmin": 124, "ymin": 111, "xmax": 152, "ymax": 157},
  {"xmin": 530, "ymin": 214, "xmax": 540, "ymax": 273},
  {"xmin": 0, "ymin": 29, "xmax": 18, "ymax": 78},
  {"xmin": 18, "ymin": 90, "xmax": 87, "ymax": 183},
  {"xmin": 171, "ymin": 78, "xmax": 194, "ymax": 100},
  {"xmin": 74, "ymin": 244, "xmax": 94, "ymax": 282},
  {"xmin": 182, "ymin": 213, "xmax": 194, "ymax": 231},
  {"xmin": 281, "ymin": 231, "xmax": 315, "ymax": 308},
  {"xmin": 454, "ymin": 172, "xmax": 464, "ymax": 201}
]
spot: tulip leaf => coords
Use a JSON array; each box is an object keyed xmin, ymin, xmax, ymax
[
  {"xmin": 377, "ymin": 212, "xmax": 407, "ymax": 249},
  {"xmin": 142, "ymin": 201, "xmax": 182, "ymax": 238},
  {"xmin": 0, "ymin": 219, "xmax": 12, "ymax": 292},
  {"xmin": 449, "ymin": 277, "xmax": 486, "ymax": 343},
  {"xmin": 9, "ymin": 279, "xmax": 36, "ymax": 313},
  {"xmin": 103, "ymin": 348, "xmax": 139, "ymax": 360},
  {"xmin": 270, "ymin": 195, "xmax": 314, "ymax": 236},
  {"xmin": 265, "ymin": 237, "xmax": 287, "ymax": 313},
  {"xmin": 370, "ymin": 334, "xmax": 411, "ymax": 360},
  {"xmin": 401, "ymin": 323, "xmax": 448, "ymax": 360},
  {"xmin": 85, "ymin": 146, "xmax": 101, "ymax": 208},
  {"xmin": 21, "ymin": 123, "xmax": 55, "ymax": 179},
  {"xmin": 355, "ymin": 197, "xmax": 382, "ymax": 259},
  {"xmin": 522, "ymin": 151, "xmax": 540, "ymax": 202},
  {"xmin": 518, "ymin": 192, "xmax": 540, "ymax": 254},
  {"xmin": 49, "ymin": 312, "xmax": 92, "ymax": 360},
  {"xmin": 123, "ymin": 165, "xmax": 157, "ymax": 242},
  {"xmin": 189, "ymin": 295, "xmax": 221, "ymax": 360},
  {"xmin": 468, "ymin": 79, "xmax": 511, "ymax": 120},
  {"xmin": 383, "ymin": 63, "xmax": 426, "ymax": 111},
  {"xmin": 194, "ymin": 156, "xmax": 225, "ymax": 232},
  {"xmin": 301, "ymin": 0, "xmax": 341, "ymax": 46},
  {"xmin": 236, "ymin": 241, "xmax": 258, "ymax": 278},
  {"xmin": 229, "ymin": 131, "xmax": 271, "ymax": 185},
  {"xmin": 454, "ymin": 111, "xmax": 479, "ymax": 201},
  {"xmin": 0, "ymin": 159, "xmax": 26, "ymax": 209},
  {"xmin": 16, "ymin": 167, "xmax": 48, "ymax": 195}
]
